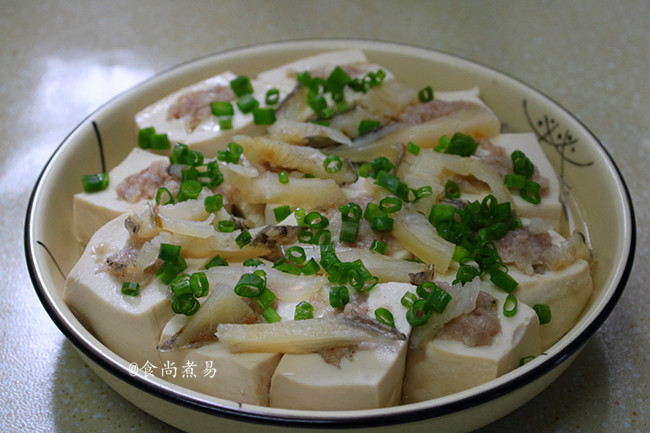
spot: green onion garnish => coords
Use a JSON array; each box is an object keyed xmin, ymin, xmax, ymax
[
  {"xmin": 157, "ymin": 261, "xmax": 181, "ymax": 285},
  {"xmin": 243, "ymin": 258, "xmax": 264, "ymax": 267},
  {"xmin": 445, "ymin": 180, "xmax": 461, "ymax": 199},
  {"xmin": 358, "ymin": 119, "xmax": 381, "ymax": 136},
  {"xmin": 416, "ymin": 282, "xmax": 452, "ymax": 314},
  {"xmin": 369, "ymin": 239, "xmax": 388, "ymax": 255},
  {"xmin": 323, "ymin": 154, "xmax": 343, "ymax": 173},
  {"xmin": 218, "ymin": 116, "xmax": 233, "ymax": 130},
  {"xmin": 294, "ymin": 301, "xmax": 314, "ymax": 320},
  {"xmin": 171, "ymin": 293, "xmax": 200, "ymax": 316},
  {"xmin": 148, "ymin": 133, "xmax": 170, "ymax": 150},
  {"xmin": 287, "ymin": 246, "xmax": 307, "ymax": 265},
  {"xmin": 252, "ymin": 107, "xmax": 276, "ymax": 125},
  {"xmin": 158, "ymin": 243, "xmax": 182, "ymax": 263},
  {"xmin": 256, "ymin": 288, "xmax": 276, "ymax": 310},
  {"xmin": 234, "ymin": 272, "xmax": 266, "ymax": 298},
  {"xmin": 137, "ymin": 127, "xmax": 156, "ymax": 149},
  {"xmin": 374, "ymin": 170, "xmax": 411, "ymax": 202},
  {"xmin": 273, "ymin": 205, "xmax": 291, "ymax": 222},
  {"xmin": 204, "ymin": 194, "xmax": 223, "ymax": 213},
  {"xmin": 520, "ymin": 180, "xmax": 541, "ymax": 204},
  {"xmin": 406, "ymin": 141, "xmax": 421, "ymax": 155},
  {"xmin": 511, "ymin": 150, "xmax": 535, "ymax": 178},
  {"xmin": 329, "ymin": 285, "xmax": 349, "ymax": 308},
  {"xmin": 300, "ymin": 258, "xmax": 320, "ymax": 276},
  {"xmin": 339, "ymin": 220, "xmax": 359, "ymax": 244},
  {"xmin": 358, "ymin": 163, "xmax": 371, "ymax": 178},
  {"xmin": 190, "ymin": 272, "xmax": 209, "ymax": 297},
  {"xmin": 235, "ymin": 230, "xmax": 252, "ymax": 248},
  {"xmin": 435, "ymin": 132, "xmax": 478, "ymax": 156},
  {"xmin": 406, "ymin": 299, "xmax": 433, "ymax": 327},
  {"xmin": 204, "ymin": 254, "xmax": 228, "ymax": 268},
  {"xmin": 326, "ymin": 66, "xmax": 351, "ymax": 91},
  {"xmin": 81, "ymin": 172, "xmax": 109, "ymax": 193},
  {"xmin": 176, "ymin": 180, "xmax": 202, "ymax": 202},
  {"xmin": 278, "ymin": 171, "xmax": 289, "ymax": 184},
  {"xmin": 236, "ymin": 94, "xmax": 259, "ymax": 114},
  {"xmin": 156, "ymin": 186, "xmax": 174, "ymax": 205},
  {"xmin": 379, "ymin": 196, "xmax": 402, "ymax": 213},
  {"xmin": 210, "ymin": 101, "xmax": 234, "ymax": 117},
  {"xmin": 218, "ymin": 220, "xmax": 236, "ymax": 233},
  {"xmin": 265, "ymin": 88, "xmax": 280, "ymax": 105},
  {"xmin": 519, "ymin": 355, "xmax": 536, "ymax": 366},
  {"xmin": 503, "ymin": 294, "xmax": 518, "ymax": 317},
  {"xmin": 400, "ymin": 291, "xmax": 418, "ymax": 308},
  {"xmin": 490, "ymin": 269, "xmax": 519, "ymax": 293},
  {"xmin": 304, "ymin": 211, "xmax": 329, "ymax": 229},
  {"xmin": 533, "ymin": 304, "xmax": 552, "ymax": 324},
  {"xmin": 418, "ymin": 85, "xmax": 434, "ymax": 103},
  {"xmin": 230, "ymin": 75, "xmax": 254, "ymax": 97},
  {"xmin": 121, "ymin": 281, "xmax": 140, "ymax": 297},
  {"xmin": 262, "ymin": 307, "xmax": 282, "ymax": 323},
  {"xmin": 217, "ymin": 142, "xmax": 244, "ymax": 164},
  {"xmin": 375, "ymin": 308, "xmax": 395, "ymax": 327}
]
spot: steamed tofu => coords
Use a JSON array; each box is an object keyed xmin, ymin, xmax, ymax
[
  {"xmin": 268, "ymin": 282, "xmax": 411, "ymax": 410},
  {"xmin": 158, "ymin": 316, "xmax": 281, "ymax": 406},
  {"xmin": 402, "ymin": 282, "xmax": 541, "ymax": 403},
  {"xmin": 510, "ymin": 258, "xmax": 592, "ymax": 349},
  {"xmin": 135, "ymin": 71, "xmax": 282, "ymax": 157},
  {"xmin": 491, "ymin": 133, "xmax": 562, "ymax": 230},
  {"xmin": 73, "ymin": 147, "xmax": 168, "ymax": 245},
  {"xmin": 64, "ymin": 214, "xmax": 174, "ymax": 366}
]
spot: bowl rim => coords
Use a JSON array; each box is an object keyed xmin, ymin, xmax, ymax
[{"xmin": 24, "ymin": 38, "xmax": 636, "ymax": 429}]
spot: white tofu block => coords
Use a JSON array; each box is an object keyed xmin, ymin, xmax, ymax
[
  {"xmin": 64, "ymin": 214, "xmax": 174, "ymax": 366},
  {"xmin": 158, "ymin": 316, "xmax": 281, "ymax": 406},
  {"xmin": 402, "ymin": 282, "xmax": 541, "ymax": 403},
  {"xmin": 73, "ymin": 147, "xmax": 168, "ymax": 245},
  {"xmin": 268, "ymin": 282, "xmax": 412, "ymax": 410}
]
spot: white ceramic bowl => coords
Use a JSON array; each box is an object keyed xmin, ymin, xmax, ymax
[{"xmin": 25, "ymin": 40, "xmax": 636, "ymax": 433}]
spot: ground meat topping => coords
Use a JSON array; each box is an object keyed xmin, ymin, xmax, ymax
[
  {"xmin": 116, "ymin": 160, "xmax": 180, "ymax": 203},
  {"xmin": 437, "ymin": 291, "xmax": 501, "ymax": 347},
  {"xmin": 166, "ymin": 85, "xmax": 235, "ymax": 131},
  {"xmin": 399, "ymin": 99, "xmax": 477, "ymax": 124},
  {"xmin": 495, "ymin": 226, "xmax": 554, "ymax": 275}
]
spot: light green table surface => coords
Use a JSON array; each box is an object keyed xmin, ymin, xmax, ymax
[{"xmin": 1, "ymin": 1, "xmax": 648, "ymax": 432}]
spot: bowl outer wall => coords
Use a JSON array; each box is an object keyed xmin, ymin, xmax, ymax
[{"xmin": 24, "ymin": 39, "xmax": 636, "ymax": 431}]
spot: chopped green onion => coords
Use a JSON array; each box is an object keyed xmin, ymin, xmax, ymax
[
  {"xmin": 379, "ymin": 196, "xmax": 402, "ymax": 213},
  {"xmin": 413, "ymin": 185, "xmax": 433, "ymax": 201},
  {"xmin": 210, "ymin": 101, "xmax": 234, "ymax": 116},
  {"xmin": 339, "ymin": 220, "xmax": 359, "ymax": 243},
  {"xmin": 217, "ymin": 142, "xmax": 244, "ymax": 164},
  {"xmin": 326, "ymin": 66, "xmax": 351, "ymax": 91},
  {"xmin": 253, "ymin": 107, "xmax": 276, "ymax": 125},
  {"xmin": 329, "ymin": 285, "xmax": 349, "ymax": 308},
  {"xmin": 490, "ymin": 269, "xmax": 519, "ymax": 293},
  {"xmin": 176, "ymin": 180, "xmax": 202, "ymax": 202},
  {"xmin": 170, "ymin": 142, "xmax": 203, "ymax": 166},
  {"xmin": 369, "ymin": 239, "xmax": 388, "ymax": 255},
  {"xmin": 305, "ymin": 211, "xmax": 329, "ymax": 229},
  {"xmin": 262, "ymin": 307, "xmax": 282, "ymax": 323},
  {"xmin": 278, "ymin": 171, "xmax": 289, "ymax": 184},
  {"xmin": 230, "ymin": 75, "xmax": 253, "ymax": 97},
  {"xmin": 121, "ymin": 281, "xmax": 140, "ymax": 297},
  {"xmin": 236, "ymin": 93, "xmax": 259, "ymax": 113},
  {"xmin": 218, "ymin": 220, "xmax": 236, "ymax": 233},
  {"xmin": 503, "ymin": 294, "xmax": 518, "ymax": 317},
  {"xmin": 149, "ymin": 133, "xmax": 170, "ymax": 150},
  {"xmin": 445, "ymin": 180, "xmax": 461, "ymax": 199},
  {"xmin": 243, "ymin": 258, "xmax": 264, "ymax": 267},
  {"xmin": 418, "ymin": 85, "xmax": 434, "ymax": 103},
  {"xmin": 294, "ymin": 207, "xmax": 306, "ymax": 225},
  {"xmin": 273, "ymin": 258, "xmax": 302, "ymax": 275},
  {"xmin": 323, "ymin": 154, "xmax": 343, "ymax": 173},
  {"xmin": 294, "ymin": 301, "xmax": 314, "ymax": 320},
  {"xmin": 234, "ymin": 272, "xmax": 266, "ymax": 298},
  {"xmin": 435, "ymin": 135, "xmax": 451, "ymax": 152},
  {"xmin": 339, "ymin": 202, "xmax": 362, "ymax": 222},
  {"xmin": 401, "ymin": 291, "xmax": 418, "ymax": 308},
  {"xmin": 170, "ymin": 274, "xmax": 192, "ymax": 296},
  {"xmin": 371, "ymin": 215, "xmax": 394, "ymax": 232},
  {"xmin": 157, "ymin": 261, "xmax": 181, "ymax": 285},
  {"xmin": 406, "ymin": 299, "xmax": 433, "ymax": 327},
  {"xmin": 256, "ymin": 288, "xmax": 276, "ymax": 310},
  {"xmin": 520, "ymin": 180, "xmax": 541, "ymax": 204},
  {"xmin": 533, "ymin": 304, "xmax": 552, "ymax": 324},
  {"xmin": 519, "ymin": 355, "xmax": 536, "ymax": 366},
  {"xmin": 375, "ymin": 308, "xmax": 395, "ymax": 327},
  {"xmin": 504, "ymin": 174, "xmax": 527, "ymax": 189},
  {"xmin": 428, "ymin": 204, "xmax": 456, "ymax": 226},
  {"xmin": 370, "ymin": 156, "xmax": 394, "ymax": 177},
  {"xmin": 436, "ymin": 132, "xmax": 478, "ymax": 156},
  {"xmin": 204, "ymin": 194, "xmax": 223, "ymax": 212},
  {"xmin": 171, "ymin": 293, "xmax": 200, "ymax": 316},
  {"xmin": 300, "ymin": 258, "xmax": 320, "ymax": 276},
  {"xmin": 406, "ymin": 141, "xmax": 421, "ymax": 155},
  {"xmin": 265, "ymin": 88, "xmax": 280, "ymax": 105},
  {"xmin": 452, "ymin": 245, "xmax": 470, "ymax": 262},
  {"xmin": 189, "ymin": 272, "xmax": 209, "ymax": 298},
  {"xmin": 287, "ymin": 246, "xmax": 307, "ymax": 265},
  {"xmin": 218, "ymin": 116, "xmax": 233, "ymax": 130},
  {"xmin": 81, "ymin": 172, "xmax": 109, "ymax": 193},
  {"xmin": 310, "ymin": 229, "xmax": 331, "ymax": 245},
  {"xmin": 511, "ymin": 150, "xmax": 535, "ymax": 178},
  {"xmin": 358, "ymin": 163, "xmax": 371, "ymax": 178},
  {"xmin": 204, "ymin": 254, "xmax": 228, "ymax": 268},
  {"xmin": 158, "ymin": 243, "xmax": 181, "ymax": 263},
  {"xmin": 374, "ymin": 170, "xmax": 411, "ymax": 201},
  {"xmin": 417, "ymin": 282, "xmax": 452, "ymax": 313},
  {"xmin": 358, "ymin": 119, "xmax": 381, "ymax": 135},
  {"xmin": 273, "ymin": 205, "xmax": 291, "ymax": 222},
  {"xmin": 235, "ymin": 230, "xmax": 252, "ymax": 248},
  {"xmin": 137, "ymin": 127, "xmax": 156, "ymax": 149}
]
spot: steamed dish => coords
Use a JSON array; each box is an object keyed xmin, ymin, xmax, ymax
[{"xmin": 64, "ymin": 50, "xmax": 593, "ymax": 410}]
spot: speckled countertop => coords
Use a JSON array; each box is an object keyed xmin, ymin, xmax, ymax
[{"xmin": 2, "ymin": 1, "xmax": 648, "ymax": 432}]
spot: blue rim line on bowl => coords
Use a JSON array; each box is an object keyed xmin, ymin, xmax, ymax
[{"xmin": 24, "ymin": 38, "xmax": 636, "ymax": 429}]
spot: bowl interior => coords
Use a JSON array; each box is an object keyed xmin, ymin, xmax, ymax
[{"xmin": 26, "ymin": 39, "xmax": 635, "ymax": 425}]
